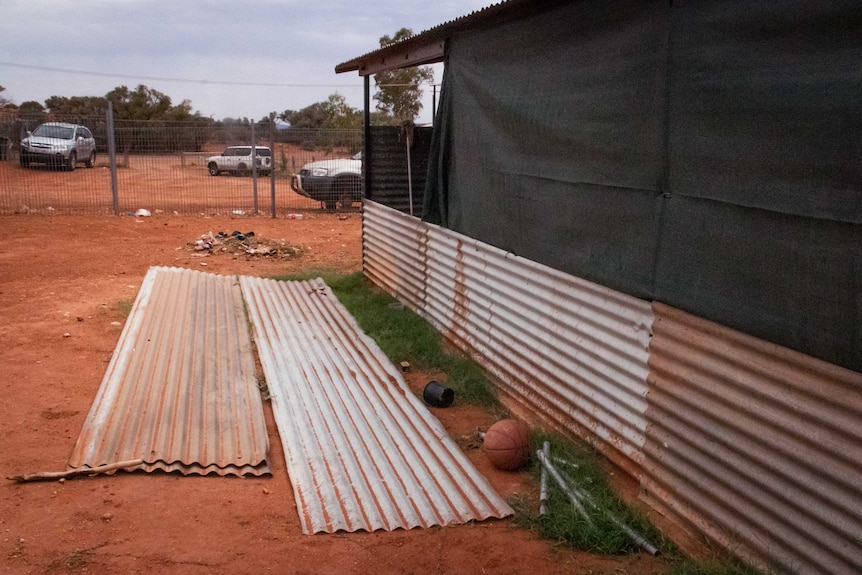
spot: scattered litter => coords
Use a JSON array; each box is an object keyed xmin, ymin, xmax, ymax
[
  {"xmin": 63, "ymin": 332, "xmax": 71, "ymax": 338},
  {"xmin": 232, "ymin": 209, "xmax": 245, "ymax": 216},
  {"xmin": 286, "ymin": 213, "xmax": 304, "ymax": 220},
  {"xmin": 186, "ymin": 231, "xmax": 303, "ymax": 260},
  {"xmin": 135, "ymin": 208, "xmax": 151, "ymax": 217}
]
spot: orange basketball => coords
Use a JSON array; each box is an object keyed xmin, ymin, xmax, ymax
[{"xmin": 483, "ymin": 419, "xmax": 532, "ymax": 471}]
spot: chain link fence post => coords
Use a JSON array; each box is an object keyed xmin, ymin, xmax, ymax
[{"xmin": 107, "ymin": 102, "xmax": 119, "ymax": 215}]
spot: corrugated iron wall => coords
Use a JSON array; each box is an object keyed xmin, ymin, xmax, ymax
[
  {"xmin": 362, "ymin": 201, "xmax": 862, "ymax": 574},
  {"xmin": 363, "ymin": 201, "xmax": 654, "ymax": 478},
  {"xmin": 644, "ymin": 302, "xmax": 862, "ymax": 575}
]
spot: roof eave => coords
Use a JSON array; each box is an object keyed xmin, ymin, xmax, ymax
[{"xmin": 335, "ymin": 39, "xmax": 445, "ymax": 76}]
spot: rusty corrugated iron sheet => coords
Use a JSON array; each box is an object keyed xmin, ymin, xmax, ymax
[
  {"xmin": 643, "ymin": 302, "xmax": 862, "ymax": 575},
  {"xmin": 240, "ymin": 275, "xmax": 513, "ymax": 534},
  {"xmin": 69, "ymin": 266, "xmax": 270, "ymax": 476},
  {"xmin": 362, "ymin": 201, "xmax": 653, "ymax": 478}
]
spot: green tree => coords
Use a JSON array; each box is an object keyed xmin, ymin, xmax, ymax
[
  {"xmin": 102, "ymin": 85, "xmax": 211, "ymax": 153},
  {"xmin": 373, "ymin": 28, "xmax": 435, "ymax": 124},
  {"xmin": 106, "ymin": 85, "xmax": 173, "ymax": 121},
  {"xmin": 280, "ymin": 102, "xmax": 327, "ymax": 130},
  {"xmin": 321, "ymin": 93, "xmax": 362, "ymax": 130},
  {"xmin": 44, "ymin": 95, "xmax": 108, "ymax": 118},
  {"xmin": 18, "ymin": 101, "xmax": 47, "ymax": 126}
]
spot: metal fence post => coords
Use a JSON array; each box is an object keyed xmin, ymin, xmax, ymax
[
  {"xmin": 270, "ymin": 120, "xmax": 276, "ymax": 218},
  {"xmin": 107, "ymin": 102, "xmax": 119, "ymax": 215},
  {"xmin": 251, "ymin": 122, "xmax": 259, "ymax": 215}
]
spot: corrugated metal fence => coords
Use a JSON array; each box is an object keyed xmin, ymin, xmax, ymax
[{"xmin": 362, "ymin": 201, "xmax": 862, "ymax": 575}]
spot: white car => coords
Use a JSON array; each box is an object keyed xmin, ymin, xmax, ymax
[
  {"xmin": 207, "ymin": 146, "xmax": 272, "ymax": 176},
  {"xmin": 19, "ymin": 122, "xmax": 96, "ymax": 171},
  {"xmin": 290, "ymin": 152, "xmax": 362, "ymax": 210}
]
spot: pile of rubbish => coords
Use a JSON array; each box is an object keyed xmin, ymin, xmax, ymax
[{"xmin": 188, "ymin": 230, "xmax": 303, "ymax": 259}]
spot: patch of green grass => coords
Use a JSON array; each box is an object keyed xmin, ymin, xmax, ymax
[
  {"xmin": 271, "ymin": 270, "xmax": 499, "ymax": 407},
  {"xmin": 511, "ymin": 433, "xmax": 665, "ymax": 556},
  {"xmin": 511, "ymin": 433, "xmax": 774, "ymax": 574}
]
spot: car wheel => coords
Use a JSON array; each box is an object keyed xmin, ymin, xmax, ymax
[
  {"xmin": 20, "ymin": 155, "xmax": 30, "ymax": 168},
  {"xmin": 334, "ymin": 175, "xmax": 362, "ymax": 210},
  {"xmin": 237, "ymin": 163, "xmax": 248, "ymax": 177},
  {"xmin": 66, "ymin": 152, "xmax": 77, "ymax": 171},
  {"xmin": 208, "ymin": 162, "xmax": 220, "ymax": 176},
  {"xmin": 86, "ymin": 151, "xmax": 96, "ymax": 168}
]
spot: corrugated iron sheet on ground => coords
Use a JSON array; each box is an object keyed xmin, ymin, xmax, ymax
[
  {"xmin": 69, "ymin": 266, "xmax": 270, "ymax": 476},
  {"xmin": 363, "ymin": 201, "xmax": 653, "ymax": 478},
  {"xmin": 240, "ymin": 275, "xmax": 513, "ymax": 534},
  {"xmin": 643, "ymin": 302, "xmax": 862, "ymax": 575}
]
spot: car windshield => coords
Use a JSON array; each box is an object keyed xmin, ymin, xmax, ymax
[{"xmin": 32, "ymin": 125, "xmax": 74, "ymax": 140}]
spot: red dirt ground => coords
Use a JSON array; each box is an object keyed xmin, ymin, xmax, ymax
[{"xmin": 0, "ymin": 213, "xmax": 671, "ymax": 575}]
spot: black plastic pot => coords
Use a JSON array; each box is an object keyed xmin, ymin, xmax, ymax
[{"xmin": 423, "ymin": 380, "xmax": 454, "ymax": 408}]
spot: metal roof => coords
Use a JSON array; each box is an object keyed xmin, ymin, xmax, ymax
[
  {"xmin": 335, "ymin": 0, "xmax": 569, "ymax": 76},
  {"xmin": 241, "ymin": 275, "xmax": 513, "ymax": 534},
  {"xmin": 68, "ymin": 267, "xmax": 270, "ymax": 476}
]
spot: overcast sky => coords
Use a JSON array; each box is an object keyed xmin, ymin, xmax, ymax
[{"xmin": 1, "ymin": 0, "xmax": 491, "ymax": 125}]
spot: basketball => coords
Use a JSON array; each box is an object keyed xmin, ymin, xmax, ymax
[{"xmin": 482, "ymin": 419, "xmax": 532, "ymax": 471}]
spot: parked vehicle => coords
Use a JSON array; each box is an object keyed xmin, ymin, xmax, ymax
[
  {"xmin": 290, "ymin": 152, "xmax": 362, "ymax": 210},
  {"xmin": 19, "ymin": 122, "xmax": 96, "ymax": 171},
  {"xmin": 207, "ymin": 146, "xmax": 272, "ymax": 176}
]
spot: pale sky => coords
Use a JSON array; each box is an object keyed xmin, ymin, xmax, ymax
[{"xmin": 0, "ymin": 0, "xmax": 492, "ymax": 125}]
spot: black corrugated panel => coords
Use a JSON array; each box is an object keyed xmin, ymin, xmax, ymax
[{"xmin": 367, "ymin": 125, "xmax": 432, "ymax": 216}]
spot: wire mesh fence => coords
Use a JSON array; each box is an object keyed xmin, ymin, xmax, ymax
[{"xmin": 0, "ymin": 113, "xmax": 363, "ymax": 216}]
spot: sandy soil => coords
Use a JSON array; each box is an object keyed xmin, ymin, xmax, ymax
[{"xmin": 0, "ymin": 212, "xmax": 670, "ymax": 575}]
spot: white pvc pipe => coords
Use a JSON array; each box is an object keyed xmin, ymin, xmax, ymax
[
  {"xmin": 554, "ymin": 460, "xmax": 659, "ymax": 556},
  {"xmin": 539, "ymin": 441, "xmax": 550, "ymax": 516},
  {"xmin": 537, "ymin": 450, "xmax": 593, "ymax": 525}
]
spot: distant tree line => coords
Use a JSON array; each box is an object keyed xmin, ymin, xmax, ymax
[{"xmin": 1, "ymin": 28, "xmax": 435, "ymax": 154}]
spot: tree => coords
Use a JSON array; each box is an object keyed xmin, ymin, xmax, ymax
[
  {"xmin": 321, "ymin": 93, "xmax": 362, "ymax": 130},
  {"xmin": 18, "ymin": 101, "xmax": 47, "ymax": 126},
  {"xmin": 373, "ymin": 28, "xmax": 435, "ymax": 124},
  {"xmin": 280, "ymin": 102, "xmax": 327, "ymax": 130},
  {"xmin": 0, "ymin": 85, "xmax": 13, "ymax": 108},
  {"xmin": 44, "ymin": 95, "xmax": 108, "ymax": 119},
  {"xmin": 99, "ymin": 85, "xmax": 211, "ymax": 153},
  {"xmin": 106, "ymin": 85, "xmax": 173, "ymax": 121}
]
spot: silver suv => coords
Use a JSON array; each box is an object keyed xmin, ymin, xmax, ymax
[
  {"xmin": 20, "ymin": 122, "xmax": 97, "ymax": 171},
  {"xmin": 207, "ymin": 146, "xmax": 272, "ymax": 177}
]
